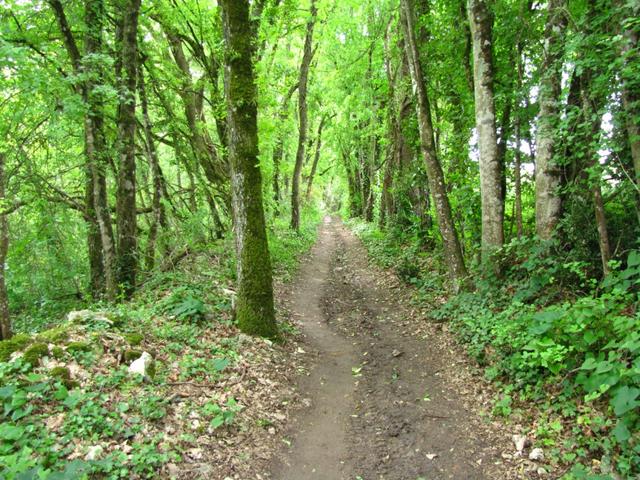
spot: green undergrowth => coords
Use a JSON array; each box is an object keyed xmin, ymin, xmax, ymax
[
  {"xmin": 349, "ymin": 219, "xmax": 639, "ymax": 479},
  {"xmin": 0, "ymin": 210, "xmax": 321, "ymax": 480}
]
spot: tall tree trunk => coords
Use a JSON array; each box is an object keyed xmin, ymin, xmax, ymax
[
  {"xmin": 468, "ymin": 0, "xmax": 504, "ymax": 260},
  {"xmin": 578, "ymin": 88, "xmax": 611, "ymax": 275},
  {"xmin": 363, "ymin": 131, "xmax": 378, "ymax": 223},
  {"xmin": 514, "ymin": 117, "xmax": 524, "ymax": 239},
  {"xmin": 84, "ymin": 0, "xmax": 118, "ymax": 300},
  {"xmin": 0, "ymin": 154, "xmax": 10, "ymax": 340},
  {"xmin": 342, "ymin": 148, "xmax": 362, "ymax": 218},
  {"xmin": 380, "ymin": 24, "xmax": 397, "ymax": 228},
  {"xmin": 460, "ymin": 0, "xmax": 474, "ymax": 93},
  {"xmin": 619, "ymin": 3, "xmax": 640, "ymax": 194},
  {"xmin": 359, "ymin": 143, "xmax": 373, "ymax": 221},
  {"xmin": 273, "ymin": 81, "xmax": 299, "ymax": 213},
  {"xmin": 290, "ymin": 0, "xmax": 316, "ymax": 231},
  {"xmin": 85, "ymin": 167, "xmax": 104, "ymax": 296},
  {"xmin": 534, "ymin": 0, "xmax": 567, "ymax": 240},
  {"xmin": 220, "ymin": 0, "xmax": 277, "ymax": 338},
  {"xmin": 579, "ymin": 0, "xmax": 612, "ymax": 276},
  {"xmin": 115, "ymin": 0, "xmax": 141, "ymax": 297},
  {"xmin": 48, "ymin": 0, "xmax": 110, "ymax": 298},
  {"xmin": 513, "ymin": 40, "xmax": 526, "ymax": 239},
  {"xmin": 164, "ymin": 28, "xmax": 228, "ymax": 226},
  {"xmin": 139, "ymin": 68, "xmax": 167, "ymax": 271},
  {"xmin": 306, "ymin": 114, "xmax": 327, "ymax": 201},
  {"xmin": 400, "ymin": 0, "xmax": 467, "ymax": 290}
]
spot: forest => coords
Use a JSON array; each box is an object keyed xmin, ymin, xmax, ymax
[{"xmin": 0, "ymin": 0, "xmax": 638, "ymax": 478}]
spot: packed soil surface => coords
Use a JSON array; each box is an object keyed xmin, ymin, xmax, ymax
[{"xmin": 270, "ymin": 218, "xmax": 538, "ymax": 480}]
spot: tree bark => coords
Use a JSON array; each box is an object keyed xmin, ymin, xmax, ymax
[
  {"xmin": 220, "ymin": 0, "xmax": 277, "ymax": 338},
  {"xmin": 290, "ymin": 0, "xmax": 316, "ymax": 231},
  {"xmin": 578, "ymin": 0, "xmax": 612, "ymax": 276},
  {"xmin": 400, "ymin": 0, "xmax": 467, "ymax": 290},
  {"xmin": 514, "ymin": 116, "xmax": 524, "ymax": 239},
  {"xmin": 513, "ymin": 40, "xmax": 526, "ymax": 239},
  {"xmin": 380, "ymin": 24, "xmax": 397, "ymax": 228},
  {"xmin": 48, "ymin": 0, "xmax": 111, "ymax": 298},
  {"xmin": 468, "ymin": 0, "xmax": 504, "ymax": 259},
  {"xmin": 534, "ymin": 0, "xmax": 567, "ymax": 240},
  {"xmin": 619, "ymin": 3, "xmax": 640, "ymax": 193},
  {"xmin": 0, "ymin": 154, "xmax": 10, "ymax": 340},
  {"xmin": 84, "ymin": 0, "xmax": 118, "ymax": 300},
  {"xmin": 460, "ymin": 0, "xmax": 475, "ymax": 93},
  {"xmin": 165, "ymin": 29, "xmax": 227, "ymax": 188},
  {"xmin": 139, "ymin": 67, "xmax": 167, "ymax": 271},
  {"xmin": 306, "ymin": 114, "xmax": 327, "ymax": 201},
  {"xmin": 85, "ymin": 166, "xmax": 104, "ymax": 296},
  {"xmin": 273, "ymin": 81, "xmax": 298, "ymax": 212},
  {"xmin": 115, "ymin": 0, "xmax": 141, "ymax": 297},
  {"xmin": 580, "ymin": 89, "xmax": 611, "ymax": 276}
]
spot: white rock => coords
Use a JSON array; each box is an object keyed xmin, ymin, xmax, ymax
[
  {"xmin": 512, "ymin": 434, "xmax": 529, "ymax": 452},
  {"xmin": 128, "ymin": 352, "xmax": 153, "ymax": 377},
  {"xmin": 68, "ymin": 310, "xmax": 112, "ymax": 325},
  {"xmin": 85, "ymin": 445, "xmax": 103, "ymax": 461},
  {"xmin": 237, "ymin": 333, "xmax": 253, "ymax": 345},
  {"xmin": 529, "ymin": 448, "xmax": 545, "ymax": 461},
  {"xmin": 222, "ymin": 289, "xmax": 237, "ymax": 310}
]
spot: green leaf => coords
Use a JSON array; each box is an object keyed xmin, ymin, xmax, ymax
[
  {"xmin": 54, "ymin": 385, "xmax": 69, "ymax": 401},
  {"xmin": 0, "ymin": 423, "xmax": 24, "ymax": 441},
  {"xmin": 213, "ymin": 358, "xmax": 230, "ymax": 372},
  {"xmin": 529, "ymin": 309, "xmax": 563, "ymax": 335},
  {"xmin": 63, "ymin": 390, "xmax": 84, "ymax": 409},
  {"xmin": 0, "ymin": 385, "xmax": 16, "ymax": 400},
  {"xmin": 595, "ymin": 361, "xmax": 614, "ymax": 374},
  {"xmin": 611, "ymin": 386, "xmax": 640, "ymax": 416},
  {"xmin": 579, "ymin": 357, "xmax": 598, "ymax": 370},
  {"xmin": 612, "ymin": 419, "xmax": 631, "ymax": 442},
  {"xmin": 210, "ymin": 415, "xmax": 225, "ymax": 429}
]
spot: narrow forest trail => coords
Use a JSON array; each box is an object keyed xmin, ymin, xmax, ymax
[{"xmin": 271, "ymin": 218, "xmax": 521, "ymax": 480}]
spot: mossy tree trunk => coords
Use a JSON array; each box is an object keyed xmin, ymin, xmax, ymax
[
  {"xmin": 220, "ymin": 0, "xmax": 277, "ymax": 338},
  {"xmin": 0, "ymin": 153, "xmax": 10, "ymax": 340},
  {"xmin": 115, "ymin": 0, "xmax": 141, "ymax": 298}
]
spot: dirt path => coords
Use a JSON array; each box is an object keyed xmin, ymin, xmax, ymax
[{"xmin": 271, "ymin": 218, "xmax": 521, "ymax": 480}]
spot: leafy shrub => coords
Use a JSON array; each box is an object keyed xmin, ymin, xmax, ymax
[
  {"xmin": 202, "ymin": 397, "xmax": 242, "ymax": 429},
  {"xmin": 157, "ymin": 286, "xmax": 208, "ymax": 323},
  {"xmin": 437, "ymin": 249, "xmax": 640, "ymax": 475}
]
